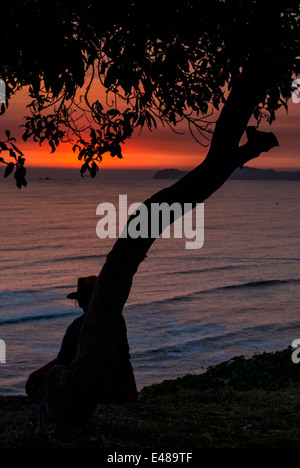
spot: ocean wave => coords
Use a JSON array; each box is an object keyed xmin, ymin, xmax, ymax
[
  {"xmin": 170, "ymin": 255, "xmax": 300, "ymax": 263},
  {"xmin": 1, "ymin": 253, "xmax": 105, "ymax": 270},
  {"xmin": 220, "ymin": 278, "xmax": 300, "ymax": 290},
  {"xmin": 0, "ymin": 310, "xmax": 77, "ymax": 326},
  {"xmin": 128, "ymin": 277, "xmax": 300, "ymax": 308},
  {"xmin": 166, "ymin": 264, "xmax": 241, "ymax": 276},
  {"xmin": 0, "ymin": 290, "xmax": 67, "ymax": 308},
  {"xmin": 35, "ymin": 254, "xmax": 105, "ymax": 265},
  {"xmin": 0, "ymin": 245, "xmax": 44, "ymax": 252},
  {"xmin": 132, "ymin": 320, "xmax": 300, "ymax": 359},
  {"xmin": 132, "ymin": 330, "xmax": 247, "ymax": 358}
]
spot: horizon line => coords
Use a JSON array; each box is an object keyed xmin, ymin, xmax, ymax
[{"xmin": 24, "ymin": 165, "xmax": 300, "ymax": 172}]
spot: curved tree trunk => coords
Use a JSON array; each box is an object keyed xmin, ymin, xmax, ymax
[{"xmin": 30, "ymin": 64, "xmax": 279, "ymax": 429}]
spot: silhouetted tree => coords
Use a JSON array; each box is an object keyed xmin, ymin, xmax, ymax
[{"xmin": 1, "ymin": 0, "xmax": 299, "ymax": 428}]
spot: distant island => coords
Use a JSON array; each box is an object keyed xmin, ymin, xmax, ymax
[{"xmin": 153, "ymin": 167, "xmax": 300, "ymax": 181}]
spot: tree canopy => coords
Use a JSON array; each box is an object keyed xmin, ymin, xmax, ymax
[{"xmin": 1, "ymin": 0, "xmax": 299, "ymax": 186}]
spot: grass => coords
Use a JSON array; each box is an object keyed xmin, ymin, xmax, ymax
[{"xmin": 1, "ymin": 347, "xmax": 300, "ymax": 448}]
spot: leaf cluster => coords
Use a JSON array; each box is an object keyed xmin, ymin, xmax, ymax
[
  {"xmin": 0, "ymin": 131, "xmax": 27, "ymax": 188},
  {"xmin": 0, "ymin": 0, "xmax": 299, "ymax": 184}
]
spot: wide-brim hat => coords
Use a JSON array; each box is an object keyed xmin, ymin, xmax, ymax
[{"xmin": 67, "ymin": 275, "xmax": 98, "ymax": 300}]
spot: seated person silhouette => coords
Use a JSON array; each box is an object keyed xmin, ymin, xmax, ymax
[
  {"xmin": 55, "ymin": 276, "xmax": 97, "ymax": 366},
  {"xmin": 25, "ymin": 275, "xmax": 138, "ymax": 403}
]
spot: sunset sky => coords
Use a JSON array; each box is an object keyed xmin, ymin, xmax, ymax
[{"xmin": 1, "ymin": 83, "xmax": 300, "ymax": 172}]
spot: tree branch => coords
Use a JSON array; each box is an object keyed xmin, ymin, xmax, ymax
[{"xmin": 235, "ymin": 126, "xmax": 279, "ymax": 168}]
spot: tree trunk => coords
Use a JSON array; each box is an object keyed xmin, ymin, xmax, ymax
[{"xmin": 30, "ymin": 63, "xmax": 279, "ymax": 429}]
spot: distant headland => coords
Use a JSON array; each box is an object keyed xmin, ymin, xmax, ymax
[{"xmin": 153, "ymin": 167, "xmax": 300, "ymax": 181}]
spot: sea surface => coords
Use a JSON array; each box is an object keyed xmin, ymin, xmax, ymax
[{"xmin": 0, "ymin": 168, "xmax": 299, "ymax": 395}]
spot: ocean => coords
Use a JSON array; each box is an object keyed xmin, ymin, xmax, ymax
[{"xmin": 0, "ymin": 168, "xmax": 300, "ymax": 395}]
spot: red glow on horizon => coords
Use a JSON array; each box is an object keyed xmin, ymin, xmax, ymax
[{"xmin": 1, "ymin": 86, "xmax": 300, "ymax": 171}]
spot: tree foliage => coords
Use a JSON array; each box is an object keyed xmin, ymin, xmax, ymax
[{"xmin": 0, "ymin": 0, "xmax": 299, "ymax": 186}]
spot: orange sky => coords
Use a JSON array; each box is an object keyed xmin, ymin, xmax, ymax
[{"xmin": 0, "ymin": 85, "xmax": 300, "ymax": 171}]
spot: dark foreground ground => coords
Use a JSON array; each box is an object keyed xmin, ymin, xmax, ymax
[{"xmin": 1, "ymin": 347, "xmax": 300, "ymax": 448}]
